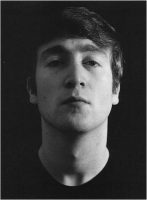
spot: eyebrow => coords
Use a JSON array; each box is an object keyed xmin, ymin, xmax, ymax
[
  {"xmin": 78, "ymin": 44, "xmax": 103, "ymax": 53},
  {"xmin": 40, "ymin": 44, "xmax": 106, "ymax": 59},
  {"xmin": 40, "ymin": 45, "xmax": 67, "ymax": 59}
]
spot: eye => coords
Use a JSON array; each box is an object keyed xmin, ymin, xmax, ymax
[
  {"xmin": 83, "ymin": 60, "xmax": 101, "ymax": 68},
  {"xmin": 46, "ymin": 59, "xmax": 63, "ymax": 68}
]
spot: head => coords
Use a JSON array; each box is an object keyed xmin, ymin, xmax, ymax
[{"xmin": 27, "ymin": 7, "xmax": 123, "ymax": 133}]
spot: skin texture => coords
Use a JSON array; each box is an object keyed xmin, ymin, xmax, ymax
[
  {"xmin": 28, "ymin": 38, "xmax": 120, "ymax": 186},
  {"xmin": 30, "ymin": 38, "xmax": 119, "ymax": 134}
]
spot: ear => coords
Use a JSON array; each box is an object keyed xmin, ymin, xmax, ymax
[
  {"xmin": 26, "ymin": 77, "xmax": 37, "ymax": 104},
  {"xmin": 112, "ymin": 85, "xmax": 120, "ymax": 105}
]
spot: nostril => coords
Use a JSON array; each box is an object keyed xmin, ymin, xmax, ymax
[
  {"xmin": 66, "ymin": 81, "xmax": 75, "ymax": 88},
  {"xmin": 80, "ymin": 82, "xmax": 85, "ymax": 87},
  {"xmin": 65, "ymin": 80, "xmax": 86, "ymax": 89}
]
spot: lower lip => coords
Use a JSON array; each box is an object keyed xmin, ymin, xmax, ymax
[{"xmin": 64, "ymin": 101, "xmax": 88, "ymax": 106}]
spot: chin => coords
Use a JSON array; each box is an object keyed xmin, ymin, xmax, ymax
[
  {"xmin": 43, "ymin": 109, "xmax": 108, "ymax": 134},
  {"xmin": 55, "ymin": 116, "xmax": 96, "ymax": 134},
  {"xmin": 59, "ymin": 124, "xmax": 90, "ymax": 134}
]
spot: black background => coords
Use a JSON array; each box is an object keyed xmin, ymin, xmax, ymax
[{"xmin": 2, "ymin": 1, "xmax": 146, "ymax": 198}]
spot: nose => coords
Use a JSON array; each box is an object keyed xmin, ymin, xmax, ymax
[
  {"xmin": 64, "ymin": 78, "xmax": 86, "ymax": 89},
  {"xmin": 64, "ymin": 60, "xmax": 87, "ymax": 89}
]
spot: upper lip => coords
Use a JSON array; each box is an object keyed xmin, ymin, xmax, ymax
[{"xmin": 62, "ymin": 96, "xmax": 90, "ymax": 104}]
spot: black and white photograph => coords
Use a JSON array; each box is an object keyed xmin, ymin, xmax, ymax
[{"xmin": 2, "ymin": 1, "xmax": 146, "ymax": 199}]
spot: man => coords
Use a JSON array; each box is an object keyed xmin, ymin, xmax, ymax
[
  {"xmin": 2, "ymin": 3, "xmax": 146, "ymax": 199},
  {"xmin": 27, "ymin": 6, "xmax": 123, "ymax": 187}
]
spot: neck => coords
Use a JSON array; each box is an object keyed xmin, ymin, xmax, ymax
[{"xmin": 38, "ymin": 119, "xmax": 109, "ymax": 186}]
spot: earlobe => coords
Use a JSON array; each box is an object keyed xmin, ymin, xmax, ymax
[
  {"xmin": 112, "ymin": 95, "xmax": 119, "ymax": 105},
  {"xmin": 29, "ymin": 93, "xmax": 37, "ymax": 104},
  {"xmin": 112, "ymin": 85, "xmax": 120, "ymax": 105},
  {"xmin": 26, "ymin": 77, "xmax": 37, "ymax": 104}
]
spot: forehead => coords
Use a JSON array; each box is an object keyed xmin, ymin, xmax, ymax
[{"xmin": 38, "ymin": 38, "xmax": 111, "ymax": 59}]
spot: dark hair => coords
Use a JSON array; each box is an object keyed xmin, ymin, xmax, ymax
[{"xmin": 30, "ymin": 6, "xmax": 123, "ymax": 94}]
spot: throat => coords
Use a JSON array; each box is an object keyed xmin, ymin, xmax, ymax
[
  {"xmin": 38, "ymin": 145, "xmax": 109, "ymax": 186},
  {"xmin": 39, "ymin": 119, "xmax": 109, "ymax": 186}
]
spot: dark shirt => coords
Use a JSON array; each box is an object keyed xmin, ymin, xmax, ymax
[{"xmin": 2, "ymin": 148, "xmax": 146, "ymax": 199}]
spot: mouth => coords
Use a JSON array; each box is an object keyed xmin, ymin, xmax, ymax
[{"xmin": 62, "ymin": 96, "xmax": 90, "ymax": 105}]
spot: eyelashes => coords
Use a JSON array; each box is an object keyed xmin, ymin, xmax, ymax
[
  {"xmin": 46, "ymin": 59, "xmax": 63, "ymax": 67},
  {"xmin": 45, "ymin": 56, "xmax": 102, "ymax": 69},
  {"xmin": 83, "ymin": 60, "xmax": 101, "ymax": 68}
]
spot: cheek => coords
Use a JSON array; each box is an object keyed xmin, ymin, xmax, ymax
[
  {"xmin": 94, "ymin": 73, "xmax": 113, "ymax": 106},
  {"xmin": 36, "ymin": 70, "xmax": 57, "ymax": 103}
]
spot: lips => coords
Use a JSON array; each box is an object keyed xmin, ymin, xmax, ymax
[{"xmin": 62, "ymin": 96, "xmax": 90, "ymax": 105}]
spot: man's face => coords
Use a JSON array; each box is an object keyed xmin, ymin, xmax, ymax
[{"xmin": 30, "ymin": 38, "xmax": 119, "ymax": 133}]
